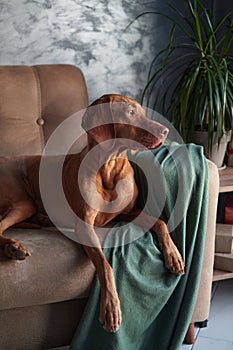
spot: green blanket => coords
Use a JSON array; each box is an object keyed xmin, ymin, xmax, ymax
[{"xmin": 70, "ymin": 142, "xmax": 209, "ymax": 350}]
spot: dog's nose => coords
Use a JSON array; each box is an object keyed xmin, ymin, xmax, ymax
[{"xmin": 160, "ymin": 126, "xmax": 169, "ymax": 137}]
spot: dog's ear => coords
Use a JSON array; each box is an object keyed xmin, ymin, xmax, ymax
[{"xmin": 82, "ymin": 95, "xmax": 115, "ymax": 143}]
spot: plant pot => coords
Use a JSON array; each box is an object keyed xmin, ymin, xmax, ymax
[{"xmin": 192, "ymin": 131, "xmax": 231, "ymax": 168}]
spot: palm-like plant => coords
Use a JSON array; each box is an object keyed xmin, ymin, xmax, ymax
[{"xmin": 135, "ymin": 0, "xmax": 233, "ymax": 153}]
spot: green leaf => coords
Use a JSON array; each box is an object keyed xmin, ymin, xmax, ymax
[{"xmin": 131, "ymin": 0, "xmax": 233, "ymax": 151}]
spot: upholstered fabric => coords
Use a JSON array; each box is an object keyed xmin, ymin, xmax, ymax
[
  {"xmin": 0, "ymin": 298, "xmax": 88, "ymax": 350},
  {"xmin": 0, "ymin": 66, "xmax": 44, "ymax": 155},
  {"xmin": 192, "ymin": 160, "xmax": 219, "ymax": 322},
  {"xmin": 0, "ymin": 65, "xmax": 88, "ymax": 156},
  {"xmin": 0, "ymin": 229, "xmax": 95, "ymax": 311},
  {"xmin": 0, "ymin": 64, "xmax": 90, "ymax": 349}
]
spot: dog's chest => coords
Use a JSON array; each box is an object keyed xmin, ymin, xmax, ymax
[{"xmin": 93, "ymin": 162, "xmax": 138, "ymax": 226}]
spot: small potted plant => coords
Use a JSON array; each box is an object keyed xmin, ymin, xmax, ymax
[{"xmin": 134, "ymin": 0, "xmax": 233, "ymax": 168}]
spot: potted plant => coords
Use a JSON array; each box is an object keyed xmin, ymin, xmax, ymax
[{"xmin": 134, "ymin": 0, "xmax": 233, "ymax": 167}]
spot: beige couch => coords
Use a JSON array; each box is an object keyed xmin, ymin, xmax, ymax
[{"xmin": 0, "ymin": 64, "xmax": 219, "ymax": 349}]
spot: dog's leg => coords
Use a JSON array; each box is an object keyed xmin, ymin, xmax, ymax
[
  {"xmin": 117, "ymin": 210, "xmax": 185, "ymax": 275},
  {"xmin": 83, "ymin": 244, "xmax": 121, "ymax": 333},
  {"xmin": 152, "ymin": 218, "xmax": 185, "ymax": 275},
  {"xmin": 76, "ymin": 214, "xmax": 121, "ymax": 333},
  {"xmin": 0, "ymin": 200, "xmax": 36, "ymax": 259}
]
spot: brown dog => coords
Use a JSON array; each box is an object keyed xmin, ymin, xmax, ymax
[{"xmin": 0, "ymin": 94, "xmax": 184, "ymax": 333}]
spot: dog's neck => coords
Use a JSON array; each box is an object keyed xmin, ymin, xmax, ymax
[
  {"xmin": 77, "ymin": 135, "xmax": 133, "ymax": 190},
  {"xmin": 86, "ymin": 134, "xmax": 129, "ymax": 164},
  {"xmin": 62, "ymin": 134, "xmax": 135, "ymax": 212}
]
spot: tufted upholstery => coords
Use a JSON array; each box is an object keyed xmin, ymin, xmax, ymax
[{"xmin": 0, "ymin": 65, "xmax": 87, "ymax": 155}]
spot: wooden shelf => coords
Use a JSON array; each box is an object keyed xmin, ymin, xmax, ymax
[
  {"xmin": 213, "ymin": 167, "xmax": 233, "ymax": 281},
  {"xmin": 213, "ymin": 269, "xmax": 233, "ymax": 282},
  {"xmin": 219, "ymin": 166, "xmax": 233, "ymax": 193}
]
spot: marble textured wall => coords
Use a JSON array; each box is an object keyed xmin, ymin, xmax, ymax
[
  {"xmin": 0, "ymin": 0, "xmax": 164, "ymax": 103},
  {"xmin": 0, "ymin": 0, "xmax": 231, "ymax": 104}
]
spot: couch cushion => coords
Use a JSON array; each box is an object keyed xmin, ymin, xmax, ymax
[
  {"xmin": 34, "ymin": 64, "xmax": 88, "ymax": 145},
  {"xmin": 0, "ymin": 65, "xmax": 88, "ymax": 156},
  {"xmin": 0, "ymin": 228, "xmax": 95, "ymax": 311},
  {"xmin": 0, "ymin": 66, "xmax": 44, "ymax": 155}
]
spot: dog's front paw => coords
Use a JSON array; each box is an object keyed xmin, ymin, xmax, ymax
[
  {"xmin": 161, "ymin": 241, "xmax": 185, "ymax": 275},
  {"xmin": 4, "ymin": 239, "xmax": 31, "ymax": 260},
  {"xmin": 99, "ymin": 292, "xmax": 122, "ymax": 333}
]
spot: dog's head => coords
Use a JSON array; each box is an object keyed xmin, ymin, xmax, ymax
[{"xmin": 82, "ymin": 94, "xmax": 169, "ymax": 150}]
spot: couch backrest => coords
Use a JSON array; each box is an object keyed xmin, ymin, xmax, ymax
[{"xmin": 0, "ymin": 64, "xmax": 88, "ymax": 155}]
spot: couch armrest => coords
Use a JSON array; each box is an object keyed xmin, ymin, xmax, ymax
[{"xmin": 192, "ymin": 159, "xmax": 219, "ymax": 322}]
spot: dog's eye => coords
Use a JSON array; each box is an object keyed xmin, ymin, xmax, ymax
[{"xmin": 129, "ymin": 110, "xmax": 135, "ymax": 116}]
